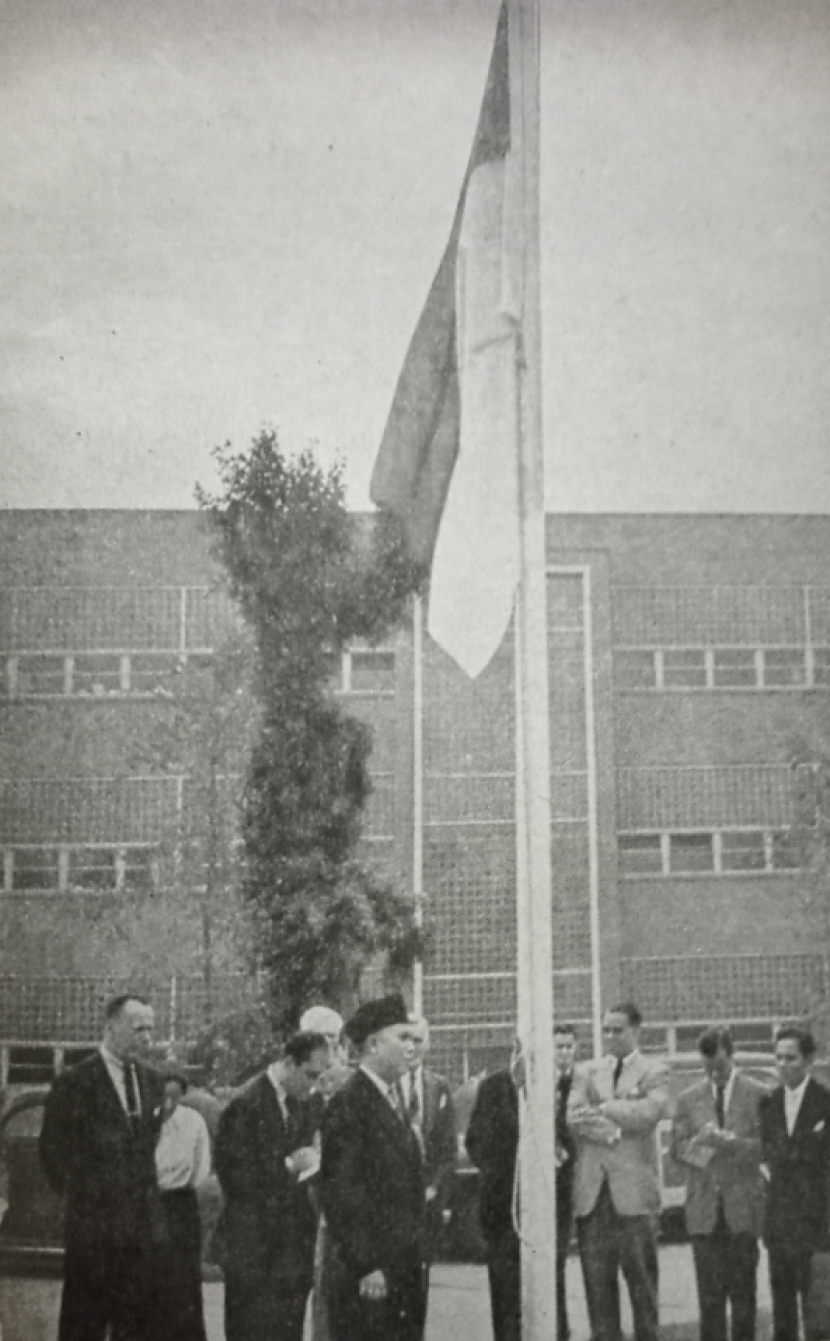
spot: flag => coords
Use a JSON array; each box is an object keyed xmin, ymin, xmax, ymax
[{"xmin": 370, "ymin": 2, "xmax": 523, "ymax": 679}]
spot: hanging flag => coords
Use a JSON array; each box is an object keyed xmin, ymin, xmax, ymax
[{"xmin": 370, "ymin": 2, "xmax": 523, "ymax": 679}]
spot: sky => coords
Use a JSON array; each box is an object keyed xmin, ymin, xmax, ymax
[{"xmin": 1, "ymin": 0, "xmax": 829, "ymax": 514}]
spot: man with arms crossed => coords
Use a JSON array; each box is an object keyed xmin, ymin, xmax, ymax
[
  {"xmin": 760, "ymin": 1025, "xmax": 830, "ymax": 1341},
  {"xmin": 40, "ymin": 993, "xmax": 164, "ymax": 1341},
  {"xmin": 567, "ymin": 1002, "xmax": 669, "ymax": 1341},
  {"xmin": 671, "ymin": 1027, "xmax": 766, "ymax": 1341}
]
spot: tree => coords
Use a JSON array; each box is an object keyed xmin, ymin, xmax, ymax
[{"xmin": 198, "ymin": 430, "xmax": 424, "ymax": 1032}]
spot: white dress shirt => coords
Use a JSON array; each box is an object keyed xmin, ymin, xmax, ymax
[
  {"xmin": 784, "ymin": 1076, "xmax": 810, "ymax": 1135},
  {"xmin": 100, "ymin": 1044, "xmax": 140, "ymax": 1117},
  {"xmin": 711, "ymin": 1068, "xmax": 737, "ymax": 1116},
  {"xmin": 155, "ymin": 1104, "xmax": 211, "ymax": 1190},
  {"xmin": 359, "ymin": 1064, "xmax": 400, "ymax": 1112}
]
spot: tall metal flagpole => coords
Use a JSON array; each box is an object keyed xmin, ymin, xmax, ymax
[{"xmin": 509, "ymin": 0, "xmax": 558, "ymax": 1336}]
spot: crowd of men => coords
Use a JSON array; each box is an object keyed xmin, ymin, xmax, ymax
[{"xmin": 37, "ymin": 990, "xmax": 830, "ymax": 1341}]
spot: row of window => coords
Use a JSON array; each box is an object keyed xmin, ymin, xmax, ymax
[
  {"xmin": 618, "ymin": 829, "xmax": 799, "ymax": 876},
  {"xmin": 2, "ymin": 846, "xmax": 156, "ymax": 894},
  {"xmin": 0, "ymin": 648, "xmax": 396, "ymax": 699},
  {"xmin": 614, "ymin": 646, "xmax": 830, "ymax": 691}
]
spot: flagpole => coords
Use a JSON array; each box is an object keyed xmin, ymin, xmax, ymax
[
  {"xmin": 509, "ymin": 0, "xmax": 558, "ymax": 1337},
  {"xmin": 411, "ymin": 592, "xmax": 424, "ymax": 1017}
]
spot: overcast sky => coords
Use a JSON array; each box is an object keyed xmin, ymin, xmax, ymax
[{"xmin": 2, "ymin": 0, "xmax": 829, "ymax": 513}]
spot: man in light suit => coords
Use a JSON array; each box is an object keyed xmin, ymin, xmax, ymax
[
  {"xmin": 567, "ymin": 1001, "xmax": 670, "ymax": 1341},
  {"xmin": 760, "ymin": 1024, "xmax": 830, "ymax": 1341},
  {"xmin": 402, "ymin": 1017, "xmax": 456, "ymax": 1267},
  {"xmin": 214, "ymin": 1030, "xmax": 331, "ymax": 1341},
  {"xmin": 671, "ymin": 1026, "xmax": 766, "ymax": 1341}
]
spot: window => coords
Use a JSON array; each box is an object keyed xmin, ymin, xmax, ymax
[
  {"xmin": 763, "ymin": 649, "xmax": 806, "ymax": 688},
  {"xmin": 662, "ymin": 650, "xmax": 707, "ymax": 689},
  {"xmin": 129, "ymin": 653, "xmax": 181, "ymax": 695},
  {"xmin": 668, "ymin": 833, "xmax": 714, "ymax": 873},
  {"xmin": 770, "ymin": 830, "xmax": 799, "ymax": 870},
  {"xmin": 349, "ymin": 650, "xmax": 395, "ymax": 694},
  {"xmin": 122, "ymin": 847, "xmax": 155, "ymax": 891},
  {"xmin": 614, "ymin": 651, "xmax": 656, "ymax": 689},
  {"xmin": 712, "ymin": 649, "xmax": 757, "ymax": 689},
  {"xmin": 813, "ymin": 649, "xmax": 830, "ymax": 687},
  {"xmin": 68, "ymin": 847, "xmax": 118, "ymax": 892},
  {"xmin": 617, "ymin": 834, "xmax": 663, "ymax": 875},
  {"xmin": 15, "ymin": 654, "xmax": 65, "ymax": 695},
  {"xmin": 719, "ymin": 830, "xmax": 766, "ymax": 872},
  {"xmin": 10, "ymin": 848, "xmax": 60, "ymax": 891},
  {"xmin": 73, "ymin": 653, "xmax": 123, "ymax": 695}
]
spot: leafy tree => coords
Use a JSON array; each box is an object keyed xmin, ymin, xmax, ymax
[{"xmin": 198, "ymin": 430, "xmax": 424, "ymax": 1031}]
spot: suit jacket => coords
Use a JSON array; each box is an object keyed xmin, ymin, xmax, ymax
[
  {"xmin": 39, "ymin": 1053, "xmax": 165, "ymax": 1251},
  {"xmin": 760, "ymin": 1076, "xmax": 830, "ymax": 1254},
  {"xmin": 567, "ymin": 1051, "xmax": 670, "ymax": 1219},
  {"xmin": 418, "ymin": 1067, "xmax": 456, "ymax": 1202},
  {"xmin": 213, "ymin": 1072, "xmax": 318, "ymax": 1290},
  {"xmin": 321, "ymin": 1067, "xmax": 426, "ymax": 1283},
  {"xmin": 465, "ymin": 1070, "xmax": 518, "ymax": 1243},
  {"xmin": 671, "ymin": 1070, "xmax": 766, "ymax": 1237}
]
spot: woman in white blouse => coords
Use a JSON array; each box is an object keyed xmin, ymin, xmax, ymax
[{"xmin": 155, "ymin": 1069, "xmax": 212, "ymax": 1341}]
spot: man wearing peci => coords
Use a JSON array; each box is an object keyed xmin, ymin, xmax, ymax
[
  {"xmin": 671, "ymin": 1027, "xmax": 766, "ymax": 1341},
  {"xmin": 214, "ymin": 1030, "xmax": 331, "ymax": 1341},
  {"xmin": 760, "ymin": 1024, "xmax": 830, "ymax": 1341},
  {"xmin": 321, "ymin": 995, "xmax": 426, "ymax": 1341},
  {"xmin": 39, "ymin": 992, "xmax": 165, "ymax": 1341},
  {"xmin": 567, "ymin": 1002, "xmax": 670, "ymax": 1341}
]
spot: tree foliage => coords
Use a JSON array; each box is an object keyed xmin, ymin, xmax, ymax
[{"xmin": 199, "ymin": 430, "xmax": 424, "ymax": 1031}]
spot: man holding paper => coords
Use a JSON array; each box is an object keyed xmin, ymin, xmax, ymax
[{"xmin": 671, "ymin": 1027, "xmax": 766, "ymax": 1341}]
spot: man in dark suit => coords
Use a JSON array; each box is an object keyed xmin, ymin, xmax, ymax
[
  {"xmin": 401, "ymin": 1016, "xmax": 456, "ymax": 1266},
  {"xmin": 39, "ymin": 992, "xmax": 165, "ymax": 1341},
  {"xmin": 214, "ymin": 1030, "xmax": 331, "ymax": 1341},
  {"xmin": 671, "ymin": 1026, "xmax": 766, "ymax": 1341},
  {"xmin": 465, "ymin": 1043, "xmax": 522, "ymax": 1341},
  {"xmin": 760, "ymin": 1024, "xmax": 830, "ymax": 1341},
  {"xmin": 555, "ymin": 1023, "xmax": 578, "ymax": 1341},
  {"xmin": 321, "ymin": 994, "xmax": 426, "ymax": 1341}
]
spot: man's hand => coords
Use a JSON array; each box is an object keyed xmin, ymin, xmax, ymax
[
  {"xmin": 701, "ymin": 1123, "xmax": 737, "ymax": 1149},
  {"xmin": 359, "ymin": 1269, "xmax": 387, "ymax": 1301},
  {"xmin": 285, "ymin": 1145, "xmax": 320, "ymax": 1177}
]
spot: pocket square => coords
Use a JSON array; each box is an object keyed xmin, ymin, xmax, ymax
[{"xmin": 814, "ymin": 1120, "xmax": 826, "ymax": 1133}]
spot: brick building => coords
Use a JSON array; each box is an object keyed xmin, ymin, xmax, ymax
[{"xmin": 1, "ymin": 510, "xmax": 829, "ymax": 1083}]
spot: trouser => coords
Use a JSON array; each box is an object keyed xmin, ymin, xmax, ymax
[
  {"xmin": 58, "ymin": 1245, "xmax": 154, "ymax": 1341},
  {"xmin": 484, "ymin": 1227, "xmax": 521, "ymax": 1341},
  {"xmin": 691, "ymin": 1213, "xmax": 758, "ymax": 1341},
  {"xmin": 577, "ymin": 1181, "xmax": 659, "ymax": 1341},
  {"xmin": 327, "ymin": 1263, "xmax": 426, "ymax": 1341},
  {"xmin": 768, "ymin": 1246, "xmax": 826, "ymax": 1341},
  {"xmin": 224, "ymin": 1274, "xmax": 310, "ymax": 1341}
]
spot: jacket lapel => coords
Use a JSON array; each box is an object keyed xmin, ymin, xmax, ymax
[
  {"xmin": 792, "ymin": 1078, "xmax": 822, "ymax": 1141},
  {"xmin": 93, "ymin": 1052, "xmax": 132, "ymax": 1127}
]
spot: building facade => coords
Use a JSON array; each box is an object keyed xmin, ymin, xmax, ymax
[{"xmin": 1, "ymin": 510, "xmax": 829, "ymax": 1083}]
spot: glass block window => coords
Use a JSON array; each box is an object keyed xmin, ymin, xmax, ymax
[
  {"xmin": 73, "ymin": 653, "xmax": 123, "ymax": 695},
  {"xmin": 16, "ymin": 655, "xmax": 65, "ymax": 695},
  {"xmin": 349, "ymin": 650, "xmax": 395, "ymax": 694},
  {"xmin": 614, "ymin": 650, "xmax": 656, "ymax": 689},
  {"xmin": 68, "ymin": 847, "xmax": 119, "ymax": 892},
  {"xmin": 763, "ymin": 649, "xmax": 806, "ymax": 687},
  {"xmin": 9, "ymin": 848, "xmax": 60, "ymax": 891},
  {"xmin": 712, "ymin": 649, "xmax": 758, "ymax": 688},
  {"xmin": 720, "ymin": 830, "xmax": 766, "ymax": 872},
  {"xmin": 669, "ymin": 833, "xmax": 715, "ymax": 873},
  {"xmin": 663, "ymin": 650, "xmax": 707, "ymax": 688},
  {"xmin": 617, "ymin": 834, "xmax": 664, "ymax": 875}
]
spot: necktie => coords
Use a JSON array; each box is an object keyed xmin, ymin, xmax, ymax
[
  {"xmin": 715, "ymin": 1083, "xmax": 726, "ymax": 1129},
  {"xmin": 408, "ymin": 1080, "xmax": 421, "ymax": 1125},
  {"xmin": 613, "ymin": 1057, "xmax": 624, "ymax": 1092},
  {"xmin": 124, "ymin": 1063, "xmax": 140, "ymax": 1123},
  {"xmin": 391, "ymin": 1083, "xmax": 408, "ymax": 1123}
]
